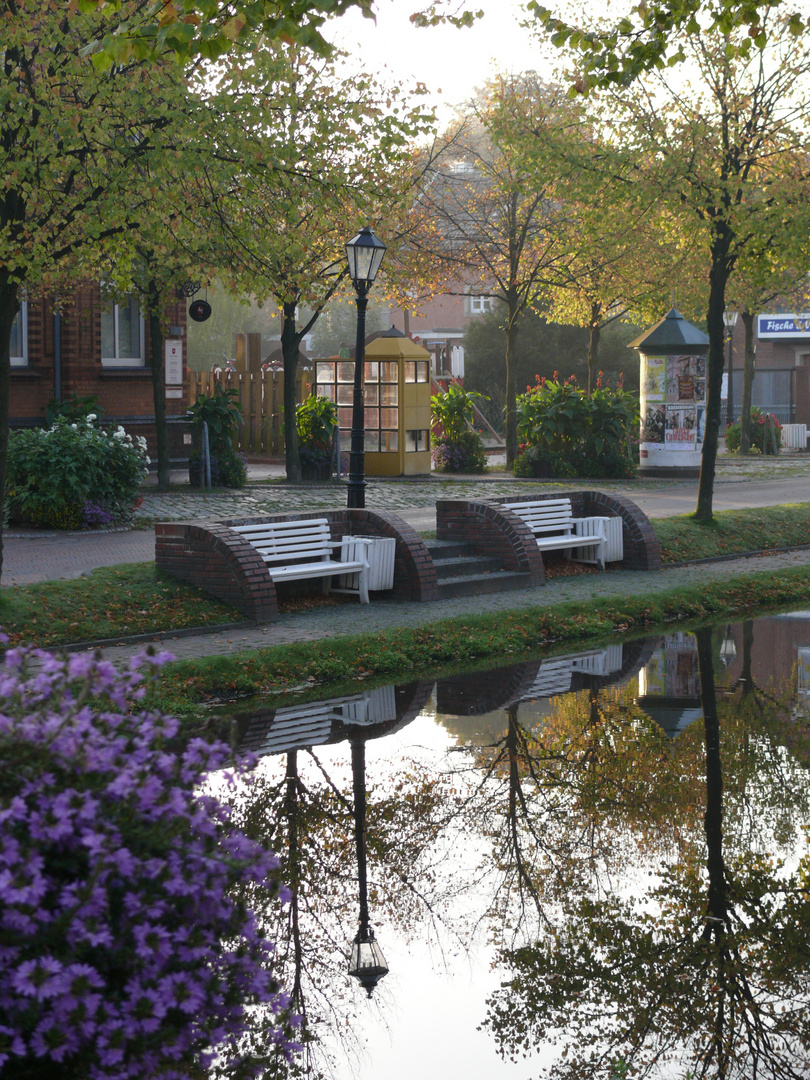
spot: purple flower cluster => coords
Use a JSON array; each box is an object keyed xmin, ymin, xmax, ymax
[
  {"xmin": 81, "ymin": 502, "xmax": 115, "ymax": 528},
  {"xmin": 0, "ymin": 643, "xmax": 298, "ymax": 1080}
]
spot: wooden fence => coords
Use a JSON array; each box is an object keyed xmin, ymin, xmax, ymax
[{"xmin": 189, "ymin": 370, "xmax": 310, "ymax": 455}]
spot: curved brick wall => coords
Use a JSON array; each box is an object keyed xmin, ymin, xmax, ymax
[
  {"xmin": 471, "ymin": 490, "xmax": 661, "ymax": 572},
  {"xmin": 155, "ymin": 507, "xmax": 438, "ymax": 623},
  {"xmin": 436, "ymin": 499, "xmax": 546, "ymax": 584}
]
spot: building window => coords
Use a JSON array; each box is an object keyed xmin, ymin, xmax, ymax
[
  {"xmin": 405, "ymin": 429, "xmax": 429, "ymax": 452},
  {"xmin": 315, "ymin": 359, "xmax": 399, "ymax": 452},
  {"xmin": 469, "ymin": 295, "xmax": 494, "ymax": 315},
  {"xmin": 101, "ymin": 295, "xmax": 144, "ymax": 366},
  {"xmin": 10, "ymin": 302, "xmax": 27, "ymax": 367}
]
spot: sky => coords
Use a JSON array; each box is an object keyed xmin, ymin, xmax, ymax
[{"xmin": 328, "ymin": 0, "xmax": 558, "ymax": 123}]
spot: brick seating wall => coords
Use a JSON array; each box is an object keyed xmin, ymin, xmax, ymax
[
  {"xmin": 155, "ymin": 508, "xmax": 438, "ymax": 623},
  {"xmin": 436, "ymin": 490, "xmax": 661, "ymax": 573}
]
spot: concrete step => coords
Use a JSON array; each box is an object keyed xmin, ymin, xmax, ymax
[
  {"xmin": 436, "ymin": 570, "xmax": 535, "ymax": 600},
  {"xmin": 433, "ymin": 555, "xmax": 504, "ymax": 580}
]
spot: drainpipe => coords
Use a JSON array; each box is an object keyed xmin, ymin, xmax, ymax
[{"xmin": 53, "ymin": 309, "xmax": 62, "ymax": 405}]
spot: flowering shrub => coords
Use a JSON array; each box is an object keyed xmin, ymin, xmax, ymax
[
  {"xmin": 0, "ymin": 644, "xmax": 297, "ymax": 1080},
  {"xmin": 6, "ymin": 417, "xmax": 149, "ymax": 529},
  {"xmin": 431, "ymin": 384, "xmax": 488, "ymax": 473},
  {"xmin": 515, "ymin": 373, "xmax": 638, "ymax": 479},
  {"xmin": 725, "ymin": 408, "xmax": 782, "ymax": 454},
  {"xmin": 432, "ymin": 430, "xmax": 488, "ymax": 473}
]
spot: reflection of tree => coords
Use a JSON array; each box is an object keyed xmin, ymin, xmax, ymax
[
  {"xmin": 231, "ymin": 744, "xmax": 462, "ymax": 1077},
  {"xmin": 483, "ymin": 627, "xmax": 810, "ymax": 1079}
]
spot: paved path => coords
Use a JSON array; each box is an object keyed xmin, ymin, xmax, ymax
[{"xmin": 5, "ymin": 455, "xmax": 810, "ymax": 665}]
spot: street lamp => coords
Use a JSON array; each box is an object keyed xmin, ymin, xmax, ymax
[
  {"xmin": 723, "ymin": 310, "xmax": 739, "ymax": 427},
  {"xmin": 345, "ymin": 226, "xmax": 386, "ymax": 509}
]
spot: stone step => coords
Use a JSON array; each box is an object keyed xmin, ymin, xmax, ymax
[
  {"xmin": 425, "ymin": 538, "xmax": 477, "ymax": 560},
  {"xmin": 432, "ymin": 555, "xmax": 504, "ymax": 580},
  {"xmin": 436, "ymin": 570, "xmax": 534, "ymax": 600}
]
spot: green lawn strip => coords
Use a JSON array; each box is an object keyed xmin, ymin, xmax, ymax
[
  {"xmin": 151, "ymin": 564, "xmax": 810, "ymax": 717},
  {"xmin": 655, "ymin": 503, "xmax": 810, "ymax": 563},
  {"xmin": 4, "ymin": 503, "xmax": 810, "ymax": 649},
  {"xmin": 0, "ymin": 563, "xmax": 239, "ymax": 648}
]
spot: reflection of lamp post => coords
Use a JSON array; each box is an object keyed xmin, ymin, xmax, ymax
[
  {"xmin": 345, "ymin": 227, "xmax": 386, "ymax": 510},
  {"xmin": 720, "ymin": 624, "xmax": 737, "ymax": 669},
  {"xmin": 347, "ymin": 739, "xmax": 389, "ymax": 997},
  {"xmin": 723, "ymin": 310, "xmax": 739, "ymax": 427},
  {"xmin": 347, "ymin": 740, "xmax": 388, "ymax": 997}
]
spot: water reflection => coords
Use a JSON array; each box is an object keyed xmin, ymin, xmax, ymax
[{"xmin": 227, "ymin": 616, "xmax": 810, "ymax": 1079}]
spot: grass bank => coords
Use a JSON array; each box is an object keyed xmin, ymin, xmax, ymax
[
  {"xmin": 656, "ymin": 503, "xmax": 810, "ymax": 563},
  {"xmin": 152, "ymin": 565, "xmax": 810, "ymax": 717},
  {"xmin": 2, "ymin": 503, "xmax": 809, "ymax": 651},
  {"xmin": 0, "ymin": 564, "xmax": 239, "ymax": 648}
]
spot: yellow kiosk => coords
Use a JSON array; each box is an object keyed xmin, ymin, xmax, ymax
[{"xmin": 314, "ymin": 328, "xmax": 432, "ymax": 477}]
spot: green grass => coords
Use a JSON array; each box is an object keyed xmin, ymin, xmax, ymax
[
  {"xmin": 0, "ymin": 563, "xmax": 241, "ymax": 648},
  {"xmin": 153, "ymin": 564, "xmax": 810, "ymax": 717},
  {"xmin": 4, "ymin": 503, "xmax": 810, "ymax": 651},
  {"xmin": 655, "ymin": 503, "xmax": 810, "ymax": 563}
]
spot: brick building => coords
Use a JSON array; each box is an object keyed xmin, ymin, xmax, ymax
[
  {"xmin": 726, "ymin": 313, "xmax": 810, "ymax": 426},
  {"xmin": 389, "ymin": 288, "xmax": 495, "ymax": 380},
  {"xmin": 10, "ymin": 285, "xmax": 190, "ymax": 463}
]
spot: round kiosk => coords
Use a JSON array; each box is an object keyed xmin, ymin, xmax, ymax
[{"xmin": 629, "ymin": 308, "xmax": 709, "ymax": 477}]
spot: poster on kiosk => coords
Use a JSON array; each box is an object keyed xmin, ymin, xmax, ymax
[{"xmin": 631, "ymin": 309, "xmax": 709, "ymax": 475}]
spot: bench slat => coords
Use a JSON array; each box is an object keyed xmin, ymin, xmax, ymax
[
  {"xmin": 502, "ymin": 498, "xmax": 605, "ymax": 570},
  {"xmin": 229, "ymin": 518, "xmax": 370, "ymax": 603}
]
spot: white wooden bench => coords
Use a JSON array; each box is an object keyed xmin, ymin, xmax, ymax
[
  {"xmin": 230, "ymin": 519, "xmax": 371, "ymax": 603},
  {"xmin": 502, "ymin": 498, "xmax": 606, "ymax": 569}
]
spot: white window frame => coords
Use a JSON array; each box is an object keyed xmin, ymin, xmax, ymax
[
  {"xmin": 101, "ymin": 294, "xmax": 145, "ymax": 367},
  {"xmin": 469, "ymin": 294, "xmax": 494, "ymax": 315},
  {"xmin": 10, "ymin": 302, "xmax": 28, "ymax": 367}
]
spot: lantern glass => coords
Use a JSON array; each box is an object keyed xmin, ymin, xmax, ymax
[
  {"xmin": 346, "ymin": 227, "xmax": 386, "ymax": 287},
  {"xmin": 348, "ymin": 934, "xmax": 389, "ymax": 996}
]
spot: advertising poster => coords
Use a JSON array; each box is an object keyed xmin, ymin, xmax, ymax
[
  {"xmin": 666, "ymin": 355, "xmax": 706, "ymax": 403},
  {"xmin": 644, "ymin": 356, "xmax": 666, "ymax": 400},
  {"xmin": 665, "ymin": 405, "xmax": 697, "ymax": 446},
  {"xmin": 642, "ymin": 404, "xmax": 665, "ymax": 443}
]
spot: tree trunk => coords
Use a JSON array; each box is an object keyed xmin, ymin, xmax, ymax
[
  {"xmin": 147, "ymin": 303, "xmax": 171, "ymax": 491},
  {"xmin": 586, "ymin": 307, "xmax": 601, "ymax": 396},
  {"xmin": 281, "ymin": 301, "xmax": 302, "ymax": 483},
  {"xmin": 0, "ymin": 275, "xmax": 19, "ymax": 585},
  {"xmin": 695, "ymin": 244, "xmax": 732, "ymax": 522},
  {"xmin": 504, "ymin": 298, "xmax": 520, "ymax": 467},
  {"xmin": 739, "ymin": 310, "xmax": 755, "ymax": 455}
]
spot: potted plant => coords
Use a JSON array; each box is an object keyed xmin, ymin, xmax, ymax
[
  {"xmin": 187, "ymin": 385, "xmax": 247, "ymax": 488},
  {"xmin": 296, "ymin": 394, "xmax": 338, "ymax": 481}
]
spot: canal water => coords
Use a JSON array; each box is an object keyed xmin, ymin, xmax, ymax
[{"xmin": 227, "ymin": 613, "xmax": 810, "ymax": 1079}]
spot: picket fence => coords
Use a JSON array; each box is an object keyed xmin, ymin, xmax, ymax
[{"xmin": 189, "ymin": 370, "xmax": 310, "ymax": 455}]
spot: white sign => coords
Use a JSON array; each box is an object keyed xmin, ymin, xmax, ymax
[
  {"xmin": 165, "ymin": 340, "xmax": 183, "ymax": 384},
  {"xmin": 757, "ymin": 314, "xmax": 810, "ymax": 339},
  {"xmin": 165, "ymin": 388, "xmax": 183, "ymax": 399}
]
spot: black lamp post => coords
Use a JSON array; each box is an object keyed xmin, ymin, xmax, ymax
[
  {"xmin": 345, "ymin": 226, "xmax": 386, "ymax": 510},
  {"xmin": 347, "ymin": 739, "xmax": 389, "ymax": 997},
  {"xmin": 724, "ymin": 310, "xmax": 738, "ymax": 427}
]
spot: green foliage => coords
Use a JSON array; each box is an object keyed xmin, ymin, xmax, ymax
[
  {"xmin": 725, "ymin": 408, "xmax": 782, "ymax": 454},
  {"xmin": 515, "ymin": 374, "xmax": 639, "ymax": 478},
  {"xmin": 296, "ymin": 394, "xmax": 338, "ymax": 452},
  {"xmin": 463, "ymin": 304, "xmax": 642, "ymax": 430},
  {"xmin": 188, "ymin": 384, "xmax": 244, "ymax": 453},
  {"xmin": 6, "ymin": 418, "xmax": 149, "ymax": 530},
  {"xmin": 43, "ymin": 393, "xmax": 102, "ymax": 427},
  {"xmin": 430, "ymin": 384, "xmax": 489, "ymax": 473}
]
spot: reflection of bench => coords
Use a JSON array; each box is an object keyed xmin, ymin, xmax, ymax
[
  {"xmin": 503, "ymin": 499, "xmax": 606, "ymax": 569},
  {"xmin": 231, "ymin": 518, "xmax": 371, "ymax": 602}
]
